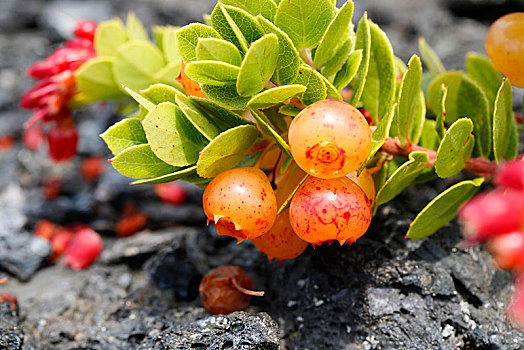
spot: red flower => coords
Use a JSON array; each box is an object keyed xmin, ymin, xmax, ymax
[
  {"xmin": 487, "ymin": 230, "xmax": 524, "ymax": 274},
  {"xmin": 63, "ymin": 226, "xmax": 103, "ymax": 270},
  {"xmin": 81, "ymin": 157, "xmax": 105, "ymax": 182},
  {"xmin": 495, "ymin": 159, "xmax": 524, "ymax": 192},
  {"xmin": 73, "ymin": 20, "xmax": 97, "ymax": 41},
  {"xmin": 47, "ymin": 116, "xmax": 79, "ymax": 163},
  {"xmin": 154, "ymin": 182, "xmax": 187, "ymax": 205}
]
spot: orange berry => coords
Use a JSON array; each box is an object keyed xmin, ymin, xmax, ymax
[{"xmin": 347, "ymin": 169, "xmax": 376, "ymax": 207}]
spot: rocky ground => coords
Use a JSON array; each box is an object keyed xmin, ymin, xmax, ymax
[{"xmin": 1, "ymin": 0, "xmax": 524, "ymax": 349}]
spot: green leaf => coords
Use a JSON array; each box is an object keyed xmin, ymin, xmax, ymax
[
  {"xmin": 126, "ymin": 12, "xmax": 149, "ymax": 41},
  {"xmin": 375, "ymin": 151, "xmax": 429, "ymax": 207},
  {"xmin": 161, "ymin": 26, "xmax": 181, "ymax": 62},
  {"xmin": 274, "ymin": 0, "xmax": 335, "ymax": 50},
  {"xmin": 175, "ymin": 24, "xmax": 222, "ymax": 63},
  {"xmin": 409, "ymin": 91, "xmax": 426, "ymax": 145},
  {"xmin": 435, "ymin": 118, "xmax": 475, "ymax": 178},
  {"xmin": 428, "ymin": 72, "xmax": 491, "ymax": 157},
  {"xmin": 360, "ymin": 21, "xmax": 396, "ymax": 123},
  {"xmin": 350, "ymin": 13, "xmax": 371, "ymax": 107},
  {"xmin": 155, "ymin": 61, "xmax": 183, "ymax": 89},
  {"xmin": 418, "ymin": 36, "xmax": 445, "ymax": 78},
  {"xmin": 435, "ymin": 84, "xmax": 447, "ymax": 140},
  {"xmin": 100, "ymin": 118, "xmax": 147, "ymax": 156},
  {"xmin": 113, "ymin": 41, "xmax": 166, "ymax": 91},
  {"xmin": 393, "ymin": 55, "xmax": 422, "ymax": 145},
  {"xmin": 211, "ymin": 4, "xmax": 264, "ymax": 53},
  {"xmin": 279, "ymin": 104, "xmax": 301, "ymax": 117},
  {"xmin": 131, "ymin": 166, "xmax": 198, "ymax": 185},
  {"xmin": 94, "ymin": 19, "xmax": 128, "ymax": 57},
  {"xmin": 196, "ymin": 38, "xmax": 242, "ymax": 66},
  {"xmin": 319, "ymin": 74, "xmax": 343, "ymax": 100},
  {"xmin": 493, "ymin": 78, "xmax": 519, "ymax": 163},
  {"xmin": 247, "ymin": 85, "xmax": 306, "ymax": 109},
  {"xmin": 197, "ymin": 125, "xmax": 259, "ymax": 178},
  {"xmin": 175, "ymin": 94, "xmax": 221, "ymax": 141},
  {"xmin": 75, "ymin": 57, "xmax": 124, "ymax": 100},
  {"xmin": 141, "ymin": 83, "xmax": 184, "ymax": 104},
  {"xmin": 185, "ymin": 60, "xmax": 240, "ymax": 86},
  {"xmin": 142, "ymin": 102, "xmax": 206, "ymax": 166},
  {"xmin": 191, "ymin": 96, "xmax": 254, "ymax": 129},
  {"xmin": 357, "ymin": 103, "xmax": 396, "ymax": 174},
  {"xmin": 419, "ymin": 119, "xmax": 440, "ymax": 151},
  {"xmin": 294, "ymin": 65, "xmax": 327, "ymax": 105},
  {"xmin": 257, "ymin": 15, "xmax": 301, "ymax": 85},
  {"xmin": 314, "ymin": 0, "xmax": 354, "ymax": 69},
  {"xmin": 110, "ymin": 144, "xmax": 178, "ymax": 179},
  {"xmin": 220, "ymin": 0, "xmax": 277, "ymax": 21},
  {"xmin": 249, "ymin": 109, "xmax": 292, "ymax": 157},
  {"xmin": 321, "ymin": 38, "xmax": 354, "ymax": 78},
  {"xmin": 201, "ymin": 84, "xmax": 251, "ymax": 109},
  {"xmin": 334, "ymin": 49, "xmax": 362, "ymax": 90},
  {"xmin": 237, "ymin": 34, "xmax": 279, "ymax": 96},
  {"xmin": 465, "ymin": 52, "xmax": 502, "ymax": 107},
  {"xmin": 122, "ymin": 85, "xmax": 156, "ymax": 111},
  {"xmin": 406, "ymin": 177, "xmax": 484, "ymax": 240}
]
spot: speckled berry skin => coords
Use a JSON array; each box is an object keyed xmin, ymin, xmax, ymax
[
  {"xmin": 288, "ymin": 100, "xmax": 371, "ymax": 179},
  {"xmin": 199, "ymin": 266, "xmax": 254, "ymax": 315},
  {"xmin": 203, "ymin": 167, "xmax": 277, "ymax": 241},
  {"xmin": 347, "ymin": 169, "xmax": 376, "ymax": 207},
  {"xmin": 289, "ymin": 176, "xmax": 372, "ymax": 246},
  {"xmin": 485, "ymin": 12, "xmax": 524, "ymax": 88}
]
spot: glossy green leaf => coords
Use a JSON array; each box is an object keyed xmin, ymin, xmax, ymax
[
  {"xmin": 155, "ymin": 61, "xmax": 183, "ymax": 89},
  {"xmin": 185, "ymin": 60, "xmax": 240, "ymax": 86},
  {"xmin": 113, "ymin": 41, "xmax": 166, "ymax": 91},
  {"xmin": 357, "ymin": 103, "xmax": 396, "ymax": 174},
  {"xmin": 197, "ymin": 125, "xmax": 259, "ymax": 178},
  {"xmin": 175, "ymin": 94, "xmax": 221, "ymax": 141},
  {"xmin": 278, "ymin": 104, "xmax": 301, "ymax": 117},
  {"xmin": 141, "ymin": 83, "xmax": 183, "ymax": 104},
  {"xmin": 211, "ymin": 4, "xmax": 264, "ymax": 53},
  {"xmin": 418, "ymin": 36, "xmax": 445, "ymax": 78},
  {"xmin": 375, "ymin": 152, "xmax": 429, "ymax": 207},
  {"xmin": 220, "ymin": 0, "xmax": 277, "ymax": 21},
  {"xmin": 257, "ymin": 15, "xmax": 301, "ymax": 85},
  {"xmin": 360, "ymin": 22, "xmax": 396, "ymax": 123},
  {"xmin": 294, "ymin": 65, "xmax": 327, "ymax": 105},
  {"xmin": 321, "ymin": 38, "xmax": 354, "ymax": 78},
  {"xmin": 94, "ymin": 19, "xmax": 128, "ymax": 57},
  {"xmin": 350, "ymin": 12, "xmax": 370, "ymax": 107},
  {"xmin": 143, "ymin": 102, "xmax": 207, "ymax": 166},
  {"xmin": 201, "ymin": 84, "xmax": 251, "ymax": 109},
  {"xmin": 274, "ymin": 0, "xmax": 335, "ymax": 50},
  {"xmin": 334, "ymin": 49, "xmax": 362, "ymax": 90},
  {"xmin": 110, "ymin": 144, "xmax": 178, "ymax": 179},
  {"xmin": 237, "ymin": 34, "xmax": 279, "ymax": 96},
  {"xmin": 100, "ymin": 118, "xmax": 147, "ymax": 156},
  {"xmin": 435, "ymin": 118, "xmax": 475, "ymax": 178},
  {"xmin": 435, "ymin": 84, "xmax": 447, "ymax": 140},
  {"xmin": 75, "ymin": 57, "xmax": 124, "ymax": 100},
  {"xmin": 250, "ymin": 109, "xmax": 292, "ymax": 157},
  {"xmin": 319, "ymin": 74, "xmax": 343, "ymax": 100},
  {"xmin": 196, "ymin": 38, "xmax": 242, "ymax": 66},
  {"xmin": 393, "ymin": 55, "xmax": 422, "ymax": 145},
  {"xmin": 191, "ymin": 96, "xmax": 254, "ymax": 129},
  {"xmin": 161, "ymin": 26, "xmax": 181, "ymax": 62},
  {"xmin": 247, "ymin": 85, "xmax": 306, "ymax": 109},
  {"xmin": 493, "ymin": 78, "xmax": 519, "ymax": 163},
  {"xmin": 126, "ymin": 12, "xmax": 148, "ymax": 41},
  {"xmin": 175, "ymin": 24, "xmax": 222, "ymax": 63},
  {"xmin": 466, "ymin": 52, "xmax": 502, "ymax": 107},
  {"xmin": 406, "ymin": 178, "xmax": 484, "ymax": 240},
  {"xmin": 409, "ymin": 91, "xmax": 426, "ymax": 145},
  {"xmin": 131, "ymin": 166, "xmax": 198, "ymax": 185},
  {"xmin": 428, "ymin": 71, "xmax": 462, "ymax": 123},
  {"xmin": 314, "ymin": 0, "xmax": 354, "ymax": 69}
]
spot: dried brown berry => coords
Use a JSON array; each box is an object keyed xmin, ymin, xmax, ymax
[{"xmin": 199, "ymin": 266, "xmax": 264, "ymax": 315}]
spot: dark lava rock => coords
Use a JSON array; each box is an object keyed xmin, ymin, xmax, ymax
[
  {"xmin": 0, "ymin": 302, "xmax": 23, "ymax": 350},
  {"xmin": 144, "ymin": 240, "xmax": 203, "ymax": 300},
  {"xmin": 140, "ymin": 311, "xmax": 279, "ymax": 350},
  {"xmin": 140, "ymin": 202, "xmax": 207, "ymax": 227},
  {"xmin": 0, "ymin": 233, "xmax": 50, "ymax": 282}
]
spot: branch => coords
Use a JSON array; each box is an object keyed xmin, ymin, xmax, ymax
[{"xmin": 380, "ymin": 137, "xmax": 498, "ymax": 176}]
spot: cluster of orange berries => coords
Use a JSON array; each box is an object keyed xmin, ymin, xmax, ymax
[{"xmin": 203, "ymin": 99, "xmax": 374, "ymax": 261}]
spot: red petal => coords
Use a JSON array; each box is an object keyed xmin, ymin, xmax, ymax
[{"xmin": 495, "ymin": 160, "xmax": 524, "ymax": 192}]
